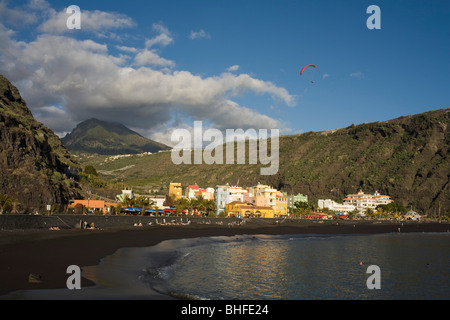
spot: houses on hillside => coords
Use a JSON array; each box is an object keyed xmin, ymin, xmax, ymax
[
  {"xmin": 70, "ymin": 179, "xmax": 399, "ymax": 219},
  {"xmin": 318, "ymin": 190, "xmax": 394, "ymax": 216}
]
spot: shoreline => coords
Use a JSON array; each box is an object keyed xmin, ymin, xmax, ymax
[{"xmin": 0, "ymin": 219, "xmax": 449, "ymax": 297}]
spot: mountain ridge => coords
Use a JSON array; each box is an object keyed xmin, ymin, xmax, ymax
[{"xmin": 62, "ymin": 118, "xmax": 171, "ymax": 155}]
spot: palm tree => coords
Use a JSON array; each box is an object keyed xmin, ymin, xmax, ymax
[
  {"xmin": 117, "ymin": 193, "xmax": 134, "ymax": 207},
  {"xmin": 175, "ymin": 197, "xmax": 190, "ymax": 215},
  {"xmin": 365, "ymin": 208, "xmax": 374, "ymax": 219},
  {"xmin": 193, "ymin": 195, "xmax": 206, "ymax": 215},
  {"xmin": 0, "ymin": 193, "xmax": 16, "ymax": 214},
  {"xmin": 134, "ymin": 196, "xmax": 154, "ymax": 215},
  {"xmin": 186, "ymin": 198, "xmax": 194, "ymax": 215},
  {"xmin": 204, "ymin": 199, "xmax": 217, "ymax": 217}
]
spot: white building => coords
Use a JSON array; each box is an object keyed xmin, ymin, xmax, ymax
[
  {"xmin": 318, "ymin": 199, "xmax": 356, "ymax": 214},
  {"xmin": 147, "ymin": 196, "xmax": 166, "ymax": 207},
  {"xmin": 343, "ymin": 190, "xmax": 393, "ymax": 213},
  {"xmin": 122, "ymin": 189, "xmax": 134, "ymax": 199},
  {"xmin": 229, "ymin": 186, "xmax": 248, "ymax": 203}
]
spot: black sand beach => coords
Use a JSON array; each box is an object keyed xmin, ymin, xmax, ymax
[{"xmin": 0, "ymin": 218, "xmax": 448, "ymax": 297}]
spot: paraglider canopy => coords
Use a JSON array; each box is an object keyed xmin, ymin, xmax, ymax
[{"xmin": 300, "ymin": 64, "xmax": 316, "ymax": 76}]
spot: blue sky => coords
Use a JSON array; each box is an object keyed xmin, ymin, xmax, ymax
[{"xmin": 0, "ymin": 0, "xmax": 449, "ymax": 145}]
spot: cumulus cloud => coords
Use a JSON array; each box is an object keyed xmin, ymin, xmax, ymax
[
  {"xmin": 189, "ymin": 29, "xmax": 210, "ymax": 40},
  {"xmin": 0, "ymin": 1, "xmax": 295, "ymax": 143},
  {"xmin": 38, "ymin": 6, "xmax": 136, "ymax": 34},
  {"xmin": 145, "ymin": 23, "xmax": 174, "ymax": 48},
  {"xmin": 134, "ymin": 49, "xmax": 175, "ymax": 68},
  {"xmin": 226, "ymin": 65, "xmax": 240, "ymax": 72},
  {"xmin": 0, "ymin": 1, "xmax": 37, "ymax": 27},
  {"xmin": 115, "ymin": 45, "xmax": 138, "ymax": 53}
]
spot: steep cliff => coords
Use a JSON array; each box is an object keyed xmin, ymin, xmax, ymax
[{"xmin": 0, "ymin": 74, "xmax": 81, "ymax": 213}]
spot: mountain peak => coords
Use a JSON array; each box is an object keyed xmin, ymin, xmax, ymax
[{"xmin": 62, "ymin": 118, "xmax": 171, "ymax": 155}]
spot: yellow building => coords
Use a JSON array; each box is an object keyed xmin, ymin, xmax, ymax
[
  {"xmin": 168, "ymin": 182, "xmax": 182, "ymax": 201},
  {"xmin": 225, "ymin": 201, "xmax": 275, "ymax": 218},
  {"xmin": 274, "ymin": 191, "xmax": 288, "ymax": 216}
]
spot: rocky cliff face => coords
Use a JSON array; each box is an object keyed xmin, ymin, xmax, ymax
[{"xmin": 0, "ymin": 74, "xmax": 81, "ymax": 213}]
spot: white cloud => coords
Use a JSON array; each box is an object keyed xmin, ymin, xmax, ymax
[
  {"xmin": 0, "ymin": 1, "xmax": 37, "ymax": 27},
  {"xmin": 145, "ymin": 23, "xmax": 174, "ymax": 48},
  {"xmin": 349, "ymin": 72, "xmax": 364, "ymax": 79},
  {"xmin": 189, "ymin": 29, "xmax": 211, "ymax": 40},
  {"xmin": 0, "ymin": 2, "xmax": 295, "ymax": 140},
  {"xmin": 322, "ymin": 73, "xmax": 330, "ymax": 79},
  {"xmin": 38, "ymin": 6, "xmax": 136, "ymax": 34},
  {"xmin": 33, "ymin": 106, "xmax": 76, "ymax": 137},
  {"xmin": 227, "ymin": 65, "xmax": 240, "ymax": 72},
  {"xmin": 115, "ymin": 45, "xmax": 138, "ymax": 53},
  {"xmin": 134, "ymin": 49, "xmax": 175, "ymax": 67}
]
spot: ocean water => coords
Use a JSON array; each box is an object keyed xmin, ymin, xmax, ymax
[
  {"xmin": 3, "ymin": 232, "xmax": 449, "ymax": 300},
  {"xmin": 154, "ymin": 233, "xmax": 450, "ymax": 300}
]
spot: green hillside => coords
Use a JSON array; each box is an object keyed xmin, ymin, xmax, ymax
[{"xmin": 80, "ymin": 108, "xmax": 449, "ymax": 216}]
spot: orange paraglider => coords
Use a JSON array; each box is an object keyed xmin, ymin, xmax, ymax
[
  {"xmin": 300, "ymin": 64, "xmax": 316, "ymax": 76},
  {"xmin": 300, "ymin": 64, "xmax": 317, "ymax": 83}
]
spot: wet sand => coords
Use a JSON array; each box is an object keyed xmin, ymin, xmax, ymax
[{"xmin": 0, "ymin": 219, "xmax": 448, "ymax": 297}]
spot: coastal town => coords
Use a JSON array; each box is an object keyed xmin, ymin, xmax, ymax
[{"xmin": 68, "ymin": 182, "xmax": 422, "ymax": 221}]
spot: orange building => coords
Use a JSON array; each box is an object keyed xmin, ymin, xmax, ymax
[
  {"xmin": 69, "ymin": 200, "xmax": 118, "ymax": 214},
  {"xmin": 169, "ymin": 182, "xmax": 182, "ymax": 201},
  {"xmin": 274, "ymin": 191, "xmax": 288, "ymax": 216}
]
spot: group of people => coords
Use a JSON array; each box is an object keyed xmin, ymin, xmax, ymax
[{"xmin": 82, "ymin": 220, "xmax": 98, "ymax": 230}]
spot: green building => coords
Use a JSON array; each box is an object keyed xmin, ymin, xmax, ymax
[{"xmin": 283, "ymin": 193, "xmax": 308, "ymax": 211}]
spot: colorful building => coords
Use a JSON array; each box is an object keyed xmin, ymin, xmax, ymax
[
  {"xmin": 168, "ymin": 182, "xmax": 183, "ymax": 201},
  {"xmin": 274, "ymin": 191, "xmax": 288, "ymax": 216},
  {"xmin": 225, "ymin": 201, "xmax": 275, "ymax": 218},
  {"xmin": 186, "ymin": 185, "xmax": 215, "ymax": 200},
  {"xmin": 69, "ymin": 200, "xmax": 118, "ymax": 214},
  {"xmin": 229, "ymin": 186, "xmax": 248, "ymax": 203},
  {"xmin": 251, "ymin": 184, "xmax": 277, "ymax": 207},
  {"xmin": 215, "ymin": 184, "xmax": 230, "ymax": 216},
  {"xmin": 283, "ymin": 193, "xmax": 308, "ymax": 211}
]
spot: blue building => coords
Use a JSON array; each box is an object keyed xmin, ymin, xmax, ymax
[{"xmin": 215, "ymin": 185, "xmax": 230, "ymax": 216}]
